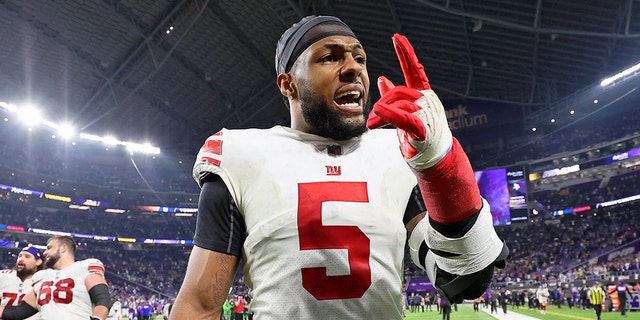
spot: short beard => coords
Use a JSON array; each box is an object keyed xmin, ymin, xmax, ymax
[
  {"xmin": 16, "ymin": 267, "xmax": 36, "ymax": 279},
  {"xmin": 299, "ymin": 86, "xmax": 371, "ymax": 141},
  {"xmin": 45, "ymin": 254, "xmax": 59, "ymax": 269}
]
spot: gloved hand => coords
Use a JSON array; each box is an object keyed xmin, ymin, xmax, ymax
[
  {"xmin": 370, "ymin": 34, "xmax": 510, "ymax": 305},
  {"xmin": 367, "ymin": 33, "xmax": 452, "ymax": 169}
]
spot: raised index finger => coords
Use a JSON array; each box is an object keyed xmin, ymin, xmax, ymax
[{"xmin": 392, "ymin": 33, "xmax": 431, "ymax": 90}]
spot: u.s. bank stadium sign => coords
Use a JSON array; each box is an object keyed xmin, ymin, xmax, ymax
[
  {"xmin": 444, "ymin": 101, "xmax": 523, "ymax": 132},
  {"xmin": 446, "ymin": 105, "xmax": 488, "ymax": 130}
]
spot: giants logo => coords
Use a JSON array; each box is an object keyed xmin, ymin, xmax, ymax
[{"xmin": 326, "ymin": 165, "xmax": 341, "ymax": 176}]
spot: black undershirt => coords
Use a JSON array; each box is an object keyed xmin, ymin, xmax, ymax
[{"xmin": 193, "ymin": 174, "xmax": 246, "ymax": 256}]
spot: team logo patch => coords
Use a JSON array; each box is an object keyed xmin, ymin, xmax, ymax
[{"xmin": 326, "ymin": 165, "xmax": 341, "ymax": 176}]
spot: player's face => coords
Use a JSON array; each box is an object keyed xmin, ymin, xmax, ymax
[
  {"xmin": 44, "ymin": 240, "xmax": 61, "ymax": 268},
  {"xmin": 291, "ymin": 35, "xmax": 371, "ymax": 140},
  {"xmin": 15, "ymin": 252, "xmax": 40, "ymax": 278}
]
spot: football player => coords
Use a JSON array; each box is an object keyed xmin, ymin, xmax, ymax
[
  {"xmin": 536, "ymin": 284, "xmax": 550, "ymax": 315},
  {"xmin": 0, "ymin": 246, "xmax": 44, "ymax": 320},
  {"xmin": 0, "ymin": 236, "xmax": 112, "ymax": 320},
  {"xmin": 171, "ymin": 15, "xmax": 508, "ymax": 319}
]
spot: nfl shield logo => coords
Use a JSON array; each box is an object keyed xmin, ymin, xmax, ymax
[{"xmin": 327, "ymin": 145, "xmax": 342, "ymax": 156}]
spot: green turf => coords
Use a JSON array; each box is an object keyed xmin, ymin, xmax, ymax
[
  {"xmin": 404, "ymin": 304, "xmax": 499, "ymax": 319},
  {"xmin": 404, "ymin": 304, "xmax": 640, "ymax": 320},
  {"xmin": 508, "ymin": 305, "xmax": 640, "ymax": 320}
]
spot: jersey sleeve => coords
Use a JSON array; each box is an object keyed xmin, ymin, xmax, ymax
[
  {"xmin": 192, "ymin": 129, "xmax": 247, "ymax": 256},
  {"xmin": 86, "ymin": 258, "xmax": 105, "ymax": 277},
  {"xmin": 0, "ymin": 269, "xmax": 14, "ymax": 279},
  {"xmin": 193, "ymin": 130, "xmax": 225, "ymax": 187}
]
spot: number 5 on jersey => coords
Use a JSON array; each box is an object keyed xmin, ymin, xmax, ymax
[{"xmin": 298, "ymin": 181, "xmax": 371, "ymax": 300}]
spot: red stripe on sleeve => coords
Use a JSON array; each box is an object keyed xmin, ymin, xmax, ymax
[
  {"xmin": 199, "ymin": 156, "xmax": 221, "ymax": 166},
  {"xmin": 88, "ymin": 265, "xmax": 105, "ymax": 274},
  {"xmin": 202, "ymin": 138, "xmax": 223, "ymax": 155}
]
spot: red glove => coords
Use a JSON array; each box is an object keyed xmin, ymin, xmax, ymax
[
  {"xmin": 367, "ymin": 34, "xmax": 452, "ymax": 169},
  {"xmin": 368, "ymin": 34, "xmax": 480, "ymax": 224}
]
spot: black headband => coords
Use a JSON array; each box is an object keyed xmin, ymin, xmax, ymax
[{"xmin": 275, "ymin": 15, "xmax": 357, "ymax": 74}]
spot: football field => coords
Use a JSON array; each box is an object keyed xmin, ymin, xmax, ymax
[
  {"xmin": 404, "ymin": 304, "xmax": 640, "ymax": 320},
  {"xmin": 118, "ymin": 304, "xmax": 640, "ymax": 319},
  {"xmin": 404, "ymin": 304, "xmax": 497, "ymax": 319}
]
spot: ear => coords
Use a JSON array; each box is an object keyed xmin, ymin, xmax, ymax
[{"xmin": 277, "ymin": 73, "xmax": 297, "ymax": 99}]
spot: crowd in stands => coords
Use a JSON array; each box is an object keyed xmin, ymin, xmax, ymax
[
  {"xmin": 532, "ymin": 169, "xmax": 640, "ymax": 213},
  {"xmin": 493, "ymin": 203, "xmax": 640, "ymax": 285},
  {"xmin": 462, "ymin": 100, "xmax": 640, "ymax": 169},
  {"xmin": 0, "ymin": 200, "xmax": 196, "ymax": 240}
]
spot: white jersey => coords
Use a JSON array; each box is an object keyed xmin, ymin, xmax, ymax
[
  {"xmin": 194, "ymin": 126, "xmax": 417, "ymax": 320},
  {"xmin": 32, "ymin": 258, "xmax": 105, "ymax": 320},
  {"xmin": 0, "ymin": 269, "xmax": 41, "ymax": 320},
  {"xmin": 107, "ymin": 300, "xmax": 122, "ymax": 320},
  {"xmin": 537, "ymin": 287, "xmax": 549, "ymax": 305}
]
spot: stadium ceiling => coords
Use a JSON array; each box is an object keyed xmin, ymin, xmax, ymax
[{"xmin": 0, "ymin": 0, "xmax": 638, "ymax": 155}]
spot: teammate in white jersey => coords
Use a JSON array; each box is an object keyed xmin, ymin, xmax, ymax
[
  {"xmin": 171, "ymin": 15, "xmax": 509, "ymax": 319},
  {"xmin": 0, "ymin": 246, "xmax": 43, "ymax": 320},
  {"xmin": 0, "ymin": 236, "xmax": 112, "ymax": 320},
  {"xmin": 106, "ymin": 300, "xmax": 122, "ymax": 320}
]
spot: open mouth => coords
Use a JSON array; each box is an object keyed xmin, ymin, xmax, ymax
[{"xmin": 334, "ymin": 89, "xmax": 362, "ymax": 109}]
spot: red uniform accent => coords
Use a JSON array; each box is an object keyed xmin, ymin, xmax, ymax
[
  {"xmin": 88, "ymin": 264, "xmax": 105, "ymax": 274},
  {"xmin": 197, "ymin": 131, "xmax": 224, "ymax": 166},
  {"xmin": 199, "ymin": 156, "xmax": 221, "ymax": 167},
  {"xmin": 202, "ymin": 138, "xmax": 223, "ymax": 155},
  {"xmin": 413, "ymin": 138, "xmax": 481, "ymax": 223}
]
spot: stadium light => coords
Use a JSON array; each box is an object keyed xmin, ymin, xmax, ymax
[
  {"xmin": 600, "ymin": 61, "xmax": 640, "ymax": 87},
  {"xmin": 42, "ymin": 120, "xmax": 57, "ymax": 129},
  {"xmin": 2, "ymin": 101, "xmax": 161, "ymax": 155},
  {"xmin": 103, "ymin": 136, "xmax": 119, "ymax": 146},
  {"xmin": 79, "ymin": 132, "xmax": 103, "ymax": 142},
  {"xmin": 0, "ymin": 101, "xmax": 17, "ymax": 112},
  {"xmin": 125, "ymin": 142, "xmax": 161, "ymax": 155},
  {"xmin": 57, "ymin": 123, "xmax": 75, "ymax": 139},
  {"xmin": 17, "ymin": 106, "xmax": 43, "ymax": 127}
]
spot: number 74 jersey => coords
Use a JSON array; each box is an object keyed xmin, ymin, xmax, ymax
[
  {"xmin": 194, "ymin": 126, "xmax": 418, "ymax": 320},
  {"xmin": 31, "ymin": 259, "xmax": 105, "ymax": 320},
  {"xmin": 0, "ymin": 269, "xmax": 40, "ymax": 320}
]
